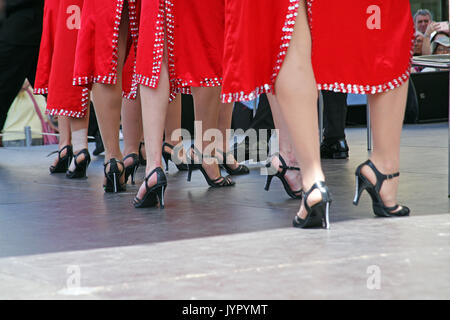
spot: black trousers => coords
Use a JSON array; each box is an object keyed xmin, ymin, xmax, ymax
[
  {"xmin": 231, "ymin": 93, "xmax": 275, "ymax": 141},
  {"xmin": 0, "ymin": 8, "xmax": 41, "ymax": 131},
  {"xmin": 322, "ymin": 91, "xmax": 348, "ymax": 143}
]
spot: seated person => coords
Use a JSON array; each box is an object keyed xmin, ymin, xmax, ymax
[{"xmin": 421, "ymin": 33, "xmax": 450, "ymax": 72}]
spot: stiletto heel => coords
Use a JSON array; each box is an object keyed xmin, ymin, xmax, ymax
[
  {"xmin": 353, "ymin": 175, "xmax": 365, "ymax": 205},
  {"xmin": 66, "ymin": 149, "xmax": 91, "ymax": 179},
  {"xmin": 134, "ymin": 167, "xmax": 167, "ymax": 208},
  {"xmin": 353, "ymin": 160, "xmax": 410, "ymax": 217},
  {"xmin": 293, "ymin": 181, "xmax": 332, "ymax": 229},
  {"xmin": 186, "ymin": 144, "xmax": 235, "ymax": 188},
  {"xmin": 265, "ymin": 154, "xmax": 303, "ymax": 199},
  {"xmin": 162, "ymin": 142, "xmax": 189, "ymax": 172},
  {"xmin": 103, "ymin": 158, "xmax": 126, "ymax": 193},
  {"xmin": 48, "ymin": 145, "xmax": 73, "ymax": 174},
  {"xmin": 156, "ymin": 185, "xmax": 166, "ymax": 209},
  {"xmin": 123, "ymin": 153, "xmax": 140, "ymax": 185},
  {"xmin": 162, "ymin": 152, "xmax": 170, "ymax": 172},
  {"xmin": 187, "ymin": 164, "xmax": 193, "ymax": 182},
  {"xmin": 139, "ymin": 142, "xmax": 147, "ymax": 166},
  {"xmin": 264, "ymin": 174, "xmax": 274, "ymax": 191}
]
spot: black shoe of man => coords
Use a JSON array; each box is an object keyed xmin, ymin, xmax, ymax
[{"xmin": 320, "ymin": 138, "xmax": 349, "ymax": 159}]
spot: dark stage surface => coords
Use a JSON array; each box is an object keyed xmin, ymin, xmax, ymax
[{"xmin": 0, "ymin": 123, "xmax": 449, "ymax": 299}]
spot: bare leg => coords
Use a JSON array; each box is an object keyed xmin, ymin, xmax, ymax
[
  {"xmin": 136, "ymin": 63, "xmax": 170, "ymax": 199},
  {"xmin": 164, "ymin": 93, "xmax": 182, "ymax": 146},
  {"xmin": 52, "ymin": 115, "xmax": 71, "ymax": 167},
  {"xmin": 272, "ymin": 1, "xmax": 324, "ymax": 218},
  {"xmin": 216, "ymin": 101, "xmax": 240, "ymax": 169},
  {"xmin": 68, "ymin": 110, "xmax": 90, "ymax": 171},
  {"xmin": 122, "ymin": 89, "xmax": 143, "ymax": 168},
  {"xmin": 91, "ymin": 6, "xmax": 129, "ymax": 180},
  {"xmin": 190, "ymin": 86, "xmax": 227, "ymax": 182},
  {"xmin": 362, "ymin": 82, "xmax": 409, "ymax": 211},
  {"xmin": 266, "ymin": 93, "xmax": 303, "ymax": 193},
  {"xmin": 163, "ymin": 94, "xmax": 187, "ymax": 163}
]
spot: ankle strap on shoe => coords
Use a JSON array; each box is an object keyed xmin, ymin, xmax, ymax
[
  {"xmin": 47, "ymin": 145, "xmax": 73, "ymax": 158},
  {"xmin": 266, "ymin": 153, "xmax": 300, "ymax": 173},
  {"xmin": 364, "ymin": 160, "xmax": 400, "ymax": 191},
  {"xmin": 143, "ymin": 167, "xmax": 167, "ymax": 191},
  {"xmin": 303, "ymin": 181, "xmax": 332, "ymax": 212},
  {"xmin": 123, "ymin": 153, "xmax": 139, "ymax": 163},
  {"xmin": 104, "ymin": 158, "xmax": 124, "ymax": 176}
]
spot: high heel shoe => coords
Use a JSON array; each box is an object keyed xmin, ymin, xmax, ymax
[
  {"xmin": 187, "ymin": 145, "xmax": 235, "ymax": 188},
  {"xmin": 123, "ymin": 153, "xmax": 140, "ymax": 185},
  {"xmin": 139, "ymin": 142, "xmax": 147, "ymax": 166},
  {"xmin": 49, "ymin": 145, "xmax": 73, "ymax": 174},
  {"xmin": 293, "ymin": 181, "xmax": 332, "ymax": 229},
  {"xmin": 66, "ymin": 149, "xmax": 91, "ymax": 179},
  {"xmin": 134, "ymin": 167, "xmax": 167, "ymax": 208},
  {"xmin": 264, "ymin": 154, "xmax": 303, "ymax": 199},
  {"xmin": 103, "ymin": 158, "xmax": 127, "ymax": 193},
  {"xmin": 353, "ymin": 160, "xmax": 410, "ymax": 217},
  {"xmin": 162, "ymin": 142, "xmax": 189, "ymax": 172},
  {"xmin": 218, "ymin": 151, "xmax": 250, "ymax": 176}
]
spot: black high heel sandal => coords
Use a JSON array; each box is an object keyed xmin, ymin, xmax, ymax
[
  {"xmin": 264, "ymin": 154, "xmax": 303, "ymax": 199},
  {"xmin": 103, "ymin": 158, "xmax": 127, "ymax": 193},
  {"xmin": 66, "ymin": 149, "xmax": 91, "ymax": 179},
  {"xmin": 353, "ymin": 160, "xmax": 410, "ymax": 217},
  {"xmin": 218, "ymin": 151, "xmax": 250, "ymax": 176},
  {"xmin": 187, "ymin": 145, "xmax": 235, "ymax": 188},
  {"xmin": 123, "ymin": 153, "xmax": 140, "ymax": 185},
  {"xmin": 293, "ymin": 181, "xmax": 332, "ymax": 229},
  {"xmin": 139, "ymin": 142, "xmax": 147, "ymax": 166},
  {"xmin": 49, "ymin": 145, "xmax": 73, "ymax": 174},
  {"xmin": 134, "ymin": 167, "xmax": 167, "ymax": 208},
  {"xmin": 162, "ymin": 142, "xmax": 189, "ymax": 172}
]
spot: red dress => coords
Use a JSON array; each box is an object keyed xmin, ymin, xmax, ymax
[
  {"xmin": 34, "ymin": 0, "xmax": 89, "ymax": 118},
  {"xmin": 73, "ymin": 0, "xmax": 140, "ymax": 99},
  {"xmin": 221, "ymin": 0, "xmax": 414, "ymax": 102},
  {"xmin": 135, "ymin": 0, "xmax": 224, "ymax": 100}
]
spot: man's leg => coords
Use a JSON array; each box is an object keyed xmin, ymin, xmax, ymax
[
  {"xmin": 232, "ymin": 93, "xmax": 275, "ymax": 161},
  {"xmin": 320, "ymin": 91, "xmax": 349, "ymax": 159},
  {"xmin": 0, "ymin": 41, "xmax": 37, "ymax": 132}
]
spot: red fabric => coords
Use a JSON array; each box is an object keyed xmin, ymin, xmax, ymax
[
  {"xmin": 73, "ymin": 0, "xmax": 139, "ymax": 98},
  {"xmin": 222, "ymin": 0, "xmax": 295, "ymax": 103},
  {"xmin": 34, "ymin": 0, "xmax": 88, "ymax": 118},
  {"xmin": 172, "ymin": 0, "xmax": 225, "ymax": 91},
  {"xmin": 221, "ymin": 0, "xmax": 414, "ymax": 102},
  {"xmin": 135, "ymin": 0, "xmax": 164, "ymax": 90},
  {"xmin": 135, "ymin": 0, "xmax": 225, "ymax": 98},
  {"xmin": 310, "ymin": 0, "xmax": 414, "ymax": 94}
]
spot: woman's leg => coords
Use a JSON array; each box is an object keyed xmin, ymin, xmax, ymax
[
  {"xmin": 122, "ymin": 90, "xmax": 143, "ymax": 167},
  {"xmin": 191, "ymin": 86, "xmax": 228, "ymax": 182},
  {"xmin": 51, "ymin": 115, "xmax": 71, "ymax": 167},
  {"xmin": 216, "ymin": 101, "xmax": 239, "ymax": 167},
  {"xmin": 164, "ymin": 93, "xmax": 182, "ymax": 146},
  {"xmin": 272, "ymin": 1, "xmax": 324, "ymax": 218},
  {"xmin": 68, "ymin": 111, "xmax": 90, "ymax": 171},
  {"xmin": 135, "ymin": 63, "xmax": 170, "ymax": 198},
  {"xmin": 91, "ymin": 6, "xmax": 129, "ymax": 179},
  {"xmin": 362, "ymin": 82, "xmax": 409, "ymax": 211},
  {"xmin": 266, "ymin": 93, "xmax": 303, "ymax": 193},
  {"xmin": 163, "ymin": 94, "xmax": 187, "ymax": 163}
]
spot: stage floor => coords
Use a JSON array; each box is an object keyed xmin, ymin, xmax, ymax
[{"xmin": 0, "ymin": 123, "xmax": 449, "ymax": 299}]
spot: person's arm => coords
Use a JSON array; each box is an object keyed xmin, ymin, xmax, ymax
[{"xmin": 422, "ymin": 22, "xmax": 440, "ymax": 55}]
